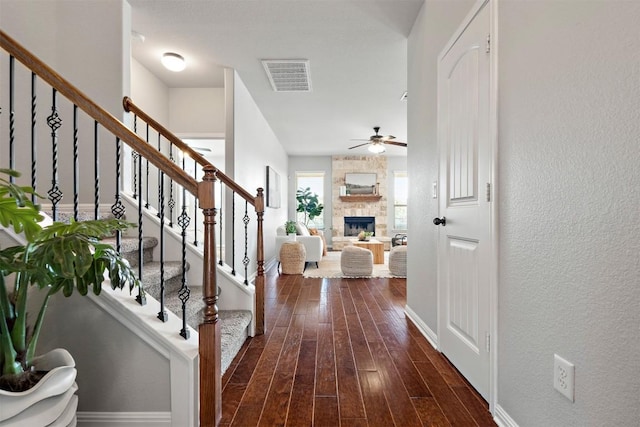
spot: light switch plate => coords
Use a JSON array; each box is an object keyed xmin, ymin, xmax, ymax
[{"xmin": 432, "ymin": 181, "xmax": 438, "ymax": 198}]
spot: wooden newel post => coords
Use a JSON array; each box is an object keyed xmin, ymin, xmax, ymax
[
  {"xmin": 254, "ymin": 188, "xmax": 265, "ymax": 335},
  {"xmin": 198, "ymin": 165, "xmax": 221, "ymax": 426}
]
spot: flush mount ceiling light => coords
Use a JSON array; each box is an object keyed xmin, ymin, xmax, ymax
[
  {"xmin": 162, "ymin": 52, "xmax": 186, "ymax": 72},
  {"xmin": 368, "ymin": 143, "xmax": 386, "ymax": 154}
]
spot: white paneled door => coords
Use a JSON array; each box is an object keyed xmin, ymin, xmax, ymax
[{"xmin": 436, "ymin": 1, "xmax": 492, "ymax": 400}]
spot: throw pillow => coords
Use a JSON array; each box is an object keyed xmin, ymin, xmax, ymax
[
  {"xmin": 308, "ymin": 228, "xmax": 327, "ymax": 255},
  {"xmin": 295, "ymin": 222, "xmax": 310, "ymax": 236}
]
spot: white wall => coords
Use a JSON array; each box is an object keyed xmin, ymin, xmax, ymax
[
  {"xmin": 408, "ymin": 1, "xmax": 640, "ymax": 425},
  {"xmin": 170, "ymin": 88, "xmax": 225, "ymax": 135},
  {"xmin": 37, "ymin": 292, "xmax": 171, "ymax": 412},
  {"xmin": 131, "ymin": 59, "xmax": 170, "ymax": 125},
  {"xmin": 130, "ymin": 63, "xmax": 225, "ymax": 136},
  {"xmin": 497, "ymin": 1, "xmax": 640, "ymax": 425},
  {"xmin": 231, "ymin": 70, "xmax": 288, "ymax": 268}
]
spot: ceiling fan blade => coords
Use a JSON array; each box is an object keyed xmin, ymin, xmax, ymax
[
  {"xmin": 348, "ymin": 142, "xmax": 372, "ymax": 149},
  {"xmin": 349, "ymin": 138, "xmax": 372, "ymax": 141},
  {"xmin": 383, "ymin": 140, "xmax": 407, "ymax": 147},
  {"xmin": 191, "ymin": 146, "xmax": 212, "ymax": 153}
]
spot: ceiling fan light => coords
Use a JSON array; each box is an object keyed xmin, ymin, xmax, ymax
[
  {"xmin": 368, "ymin": 143, "xmax": 386, "ymax": 154},
  {"xmin": 162, "ymin": 52, "xmax": 186, "ymax": 72}
]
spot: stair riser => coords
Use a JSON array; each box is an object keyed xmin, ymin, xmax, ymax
[
  {"xmin": 123, "ymin": 246, "xmax": 155, "ymax": 268},
  {"xmin": 143, "ymin": 274, "xmax": 185, "ymax": 301}
]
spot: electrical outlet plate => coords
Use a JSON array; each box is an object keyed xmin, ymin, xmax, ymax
[{"xmin": 554, "ymin": 354, "xmax": 575, "ymax": 402}]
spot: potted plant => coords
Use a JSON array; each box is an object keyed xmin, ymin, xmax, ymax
[
  {"xmin": 284, "ymin": 220, "xmax": 297, "ymax": 240},
  {"xmin": 295, "ymin": 187, "xmax": 323, "ymax": 227},
  {"xmin": 357, "ymin": 231, "xmax": 373, "ymax": 241},
  {"xmin": 0, "ymin": 169, "xmax": 139, "ymax": 423}
]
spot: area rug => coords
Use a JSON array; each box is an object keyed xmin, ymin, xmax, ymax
[{"xmin": 303, "ymin": 250, "xmax": 403, "ymax": 278}]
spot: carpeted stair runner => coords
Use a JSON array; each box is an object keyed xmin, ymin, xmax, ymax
[{"xmin": 105, "ymin": 236, "xmax": 251, "ymax": 374}]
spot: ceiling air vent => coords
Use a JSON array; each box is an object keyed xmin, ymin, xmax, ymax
[{"xmin": 261, "ymin": 59, "xmax": 312, "ymax": 92}]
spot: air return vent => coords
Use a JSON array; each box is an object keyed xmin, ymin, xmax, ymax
[{"xmin": 261, "ymin": 59, "xmax": 312, "ymax": 92}]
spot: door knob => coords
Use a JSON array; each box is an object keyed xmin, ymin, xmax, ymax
[{"xmin": 433, "ymin": 216, "xmax": 446, "ymax": 226}]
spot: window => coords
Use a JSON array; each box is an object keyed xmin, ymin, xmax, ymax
[
  {"xmin": 295, "ymin": 172, "xmax": 325, "ymax": 229},
  {"xmin": 394, "ymin": 171, "xmax": 408, "ymax": 230}
]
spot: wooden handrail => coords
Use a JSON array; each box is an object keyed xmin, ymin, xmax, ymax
[
  {"xmin": 0, "ymin": 30, "xmax": 198, "ymax": 196},
  {"xmin": 123, "ymin": 97, "xmax": 258, "ymax": 205}
]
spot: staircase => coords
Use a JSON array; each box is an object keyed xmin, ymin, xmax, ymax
[
  {"xmin": 110, "ymin": 235, "xmax": 252, "ymax": 374},
  {"xmin": 1, "ymin": 29, "xmax": 266, "ymax": 426}
]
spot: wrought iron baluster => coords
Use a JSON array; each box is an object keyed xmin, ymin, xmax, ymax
[
  {"xmin": 156, "ymin": 133, "xmax": 162, "ymax": 219},
  {"xmin": 243, "ymin": 200, "xmax": 250, "ymax": 285},
  {"xmin": 9, "ymin": 55, "xmax": 15, "ymax": 181},
  {"xmin": 177, "ymin": 153, "xmax": 191, "ymax": 340},
  {"xmin": 73, "ymin": 106, "xmax": 79, "ymax": 220},
  {"xmin": 167, "ymin": 143, "xmax": 175, "ymax": 227},
  {"xmin": 158, "ymin": 166, "xmax": 167, "ymax": 323},
  {"xmin": 131, "ymin": 115, "xmax": 138, "ymax": 199},
  {"xmin": 144, "ymin": 123, "xmax": 150, "ymax": 209},
  {"xmin": 94, "ymin": 121, "xmax": 100, "ymax": 219},
  {"xmin": 136, "ymin": 142, "xmax": 146, "ymax": 306},
  {"xmin": 31, "ymin": 72, "xmax": 37, "ymax": 202},
  {"xmin": 193, "ymin": 158, "xmax": 198, "ymax": 247},
  {"xmin": 111, "ymin": 137, "xmax": 125, "ymax": 253},
  {"xmin": 47, "ymin": 89, "xmax": 63, "ymax": 220}
]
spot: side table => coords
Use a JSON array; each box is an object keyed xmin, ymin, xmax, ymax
[{"xmin": 279, "ymin": 241, "xmax": 306, "ymax": 274}]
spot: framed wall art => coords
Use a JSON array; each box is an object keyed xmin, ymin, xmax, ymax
[
  {"xmin": 345, "ymin": 172, "xmax": 377, "ymax": 195},
  {"xmin": 266, "ymin": 166, "xmax": 281, "ymax": 208}
]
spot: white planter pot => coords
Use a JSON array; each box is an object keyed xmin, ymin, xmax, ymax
[
  {"xmin": 288, "ymin": 233, "xmax": 297, "ymax": 241},
  {"xmin": 0, "ymin": 348, "xmax": 78, "ymax": 427}
]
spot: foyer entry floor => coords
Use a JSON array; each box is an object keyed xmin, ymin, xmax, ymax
[{"xmin": 220, "ymin": 268, "xmax": 496, "ymax": 426}]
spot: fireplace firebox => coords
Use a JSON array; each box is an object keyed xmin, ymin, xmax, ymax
[{"xmin": 344, "ymin": 216, "xmax": 375, "ymax": 236}]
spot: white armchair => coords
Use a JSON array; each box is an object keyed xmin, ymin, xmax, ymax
[{"xmin": 275, "ymin": 223, "xmax": 324, "ymax": 269}]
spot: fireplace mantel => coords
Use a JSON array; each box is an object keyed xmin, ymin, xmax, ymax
[{"xmin": 339, "ymin": 195, "xmax": 382, "ymax": 202}]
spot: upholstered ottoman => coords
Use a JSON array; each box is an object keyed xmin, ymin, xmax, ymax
[
  {"xmin": 279, "ymin": 241, "xmax": 306, "ymax": 274},
  {"xmin": 340, "ymin": 245, "xmax": 373, "ymax": 277},
  {"xmin": 389, "ymin": 245, "xmax": 407, "ymax": 277}
]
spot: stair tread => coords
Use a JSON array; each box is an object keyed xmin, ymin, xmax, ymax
[
  {"xmin": 138, "ymin": 261, "xmax": 184, "ymax": 284},
  {"xmin": 103, "ymin": 236, "xmax": 158, "ymax": 254}
]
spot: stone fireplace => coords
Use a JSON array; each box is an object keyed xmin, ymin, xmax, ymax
[
  {"xmin": 344, "ymin": 216, "xmax": 375, "ymax": 236},
  {"xmin": 331, "ymin": 156, "xmax": 390, "ymax": 250}
]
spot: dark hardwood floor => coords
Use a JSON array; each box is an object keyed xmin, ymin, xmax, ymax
[{"xmin": 221, "ymin": 264, "xmax": 496, "ymax": 426}]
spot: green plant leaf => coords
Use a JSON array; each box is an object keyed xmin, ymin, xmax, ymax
[{"xmin": 0, "ymin": 198, "xmax": 43, "ymax": 241}]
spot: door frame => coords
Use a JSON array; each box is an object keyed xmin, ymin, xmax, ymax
[{"xmin": 435, "ymin": 0, "xmax": 499, "ymax": 412}]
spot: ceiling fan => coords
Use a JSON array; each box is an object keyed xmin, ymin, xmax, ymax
[{"xmin": 348, "ymin": 127, "xmax": 407, "ymax": 153}]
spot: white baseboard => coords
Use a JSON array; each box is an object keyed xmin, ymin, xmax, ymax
[
  {"xmin": 77, "ymin": 412, "xmax": 171, "ymax": 426},
  {"xmin": 404, "ymin": 304, "xmax": 438, "ymax": 350},
  {"xmin": 493, "ymin": 404, "xmax": 519, "ymax": 427}
]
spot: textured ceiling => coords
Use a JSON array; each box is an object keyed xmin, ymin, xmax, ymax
[{"xmin": 128, "ymin": 0, "xmax": 423, "ymax": 156}]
